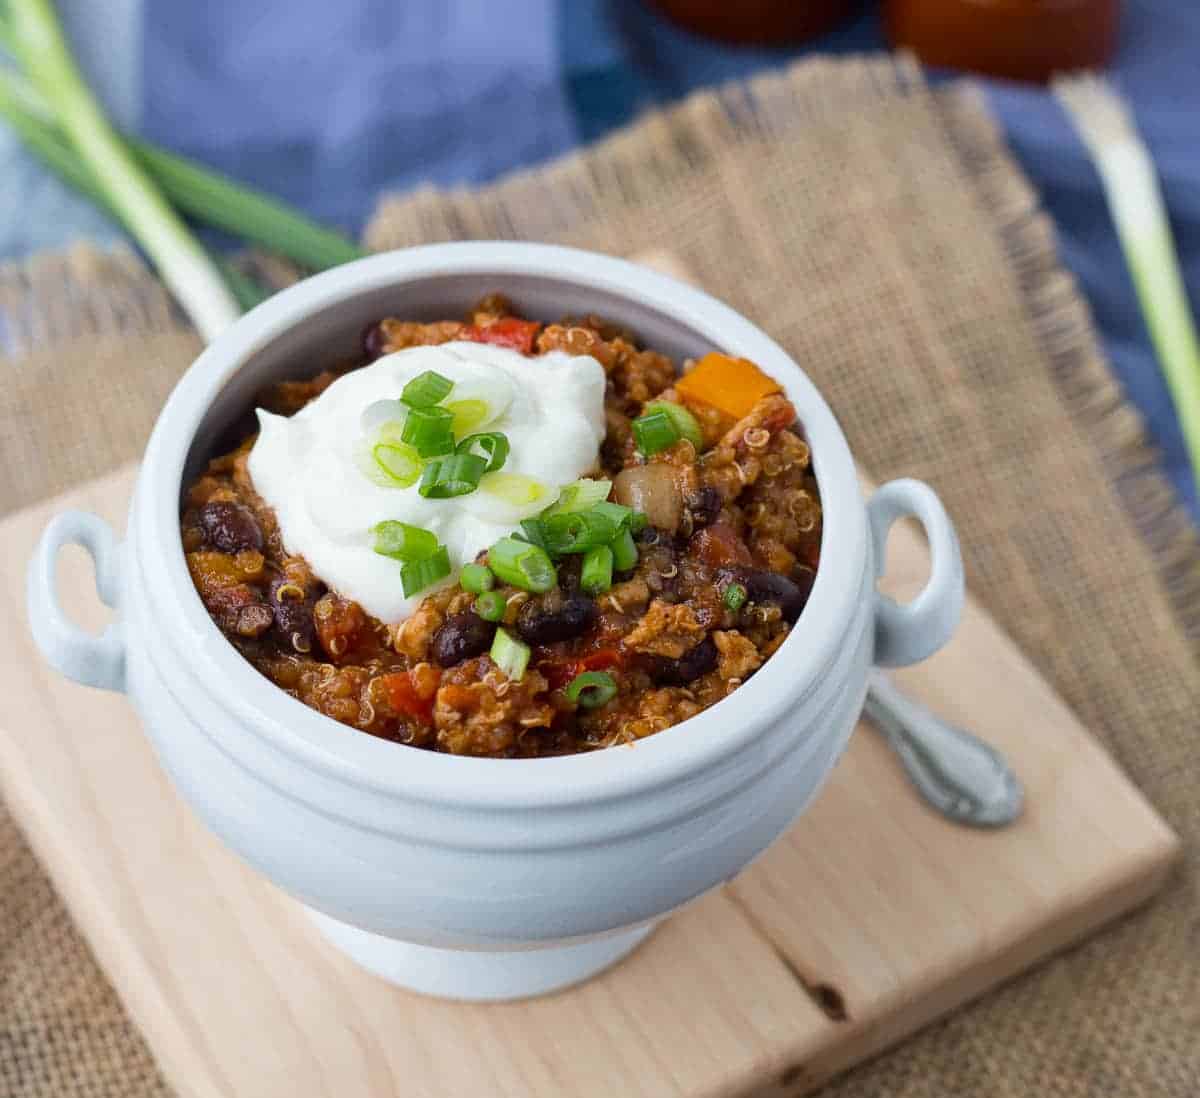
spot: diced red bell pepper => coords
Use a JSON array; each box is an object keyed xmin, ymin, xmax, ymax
[
  {"xmin": 377, "ymin": 670, "xmax": 436, "ymax": 725},
  {"xmin": 539, "ymin": 647, "xmax": 623, "ymax": 692},
  {"xmin": 690, "ymin": 522, "xmax": 752, "ymax": 568},
  {"xmin": 578, "ymin": 648, "xmax": 622, "ymax": 672},
  {"xmin": 460, "ymin": 317, "xmax": 540, "ymax": 355}
]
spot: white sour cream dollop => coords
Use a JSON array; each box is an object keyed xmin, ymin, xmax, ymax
[{"xmin": 248, "ymin": 341, "xmax": 606, "ymax": 624}]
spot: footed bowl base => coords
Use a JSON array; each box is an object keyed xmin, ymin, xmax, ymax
[{"xmin": 304, "ymin": 908, "xmax": 657, "ymax": 1001}]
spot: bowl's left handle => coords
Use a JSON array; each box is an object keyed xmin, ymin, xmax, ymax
[{"xmin": 27, "ymin": 510, "xmax": 126, "ymax": 692}]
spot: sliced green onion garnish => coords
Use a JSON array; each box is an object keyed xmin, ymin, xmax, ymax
[
  {"xmin": 460, "ymin": 562, "xmax": 495, "ymax": 594},
  {"xmin": 401, "ymin": 546, "xmax": 451, "ymax": 598},
  {"xmin": 418, "ymin": 452, "xmax": 488, "ymax": 498},
  {"xmin": 372, "ymin": 442, "xmax": 423, "ymax": 487},
  {"xmin": 542, "ymin": 478, "xmax": 612, "ymax": 517},
  {"xmin": 644, "ymin": 400, "xmax": 704, "ymax": 450},
  {"xmin": 538, "ymin": 510, "xmax": 621, "ymax": 556},
  {"xmin": 474, "ymin": 590, "xmax": 506, "ymax": 622},
  {"xmin": 402, "ymin": 405, "xmax": 456, "ymax": 458},
  {"xmin": 564, "ymin": 670, "xmax": 618, "ymax": 709},
  {"xmin": 479, "ymin": 471, "xmax": 550, "ymax": 509},
  {"xmin": 402, "ymin": 370, "xmax": 454, "ymax": 408},
  {"xmin": 610, "ymin": 528, "xmax": 639, "ymax": 572},
  {"xmin": 445, "ymin": 398, "xmax": 491, "ymax": 436},
  {"xmin": 372, "ymin": 521, "xmax": 438, "ymax": 561},
  {"xmin": 457, "ymin": 432, "xmax": 510, "ymax": 473},
  {"xmin": 488, "ymin": 536, "xmax": 557, "ymax": 593},
  {"xmin": 490, "ymin": 627, "xmax": 531, "ymax": 681},
  {"xmin": 628, "ymin": 511, "xmax": 649, "ymax": 535},
  {"xmin": 580, "ymin": 545, "xmax": 614, "ymax": 594},
  {"xmin": 518, "ymin": 518, "xmax": 551, "ymax": 551},
  {"xmin": 590, "ymin": 500, "xmax": 635, "ymax": 530},
  {"xmin": 723, "ymin": 582, "xmax": 748, "ymax": 611},
  {"xmin": 631, "ymin": 410, "xmax": 680, "ymax": 456}
]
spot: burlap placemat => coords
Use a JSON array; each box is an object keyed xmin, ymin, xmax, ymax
[{"xmin": 2, "ymin": 55, "xmax": 1197, "ymax": 1097}]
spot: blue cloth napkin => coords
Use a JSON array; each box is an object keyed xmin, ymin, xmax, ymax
[{"xmin": 3, "ymin": 0, "xmax": 1196, "ymax": 518}]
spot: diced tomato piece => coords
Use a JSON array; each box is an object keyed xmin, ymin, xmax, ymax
[
  {"xmin": 539, "ymin": 648, "xmax": 623, "ymax": 692},
  {"xmin": 460, "ymin": 317, "xmax": 540, "ymax": 355},
  {"xmin": 377, "ymin": 671, "xmax": 436, "ymax": 724},
  {"xmin": 578, "ymin": 648, "xmax": 622, "ymax": 672},
  {"xmin": 691, "ymin": 522, "xmax": 752, "ymax": 568}
]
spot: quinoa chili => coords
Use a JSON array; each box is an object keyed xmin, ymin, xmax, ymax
[{"xmin": 181, "ymin": 296, "xmax": 822, "ymax": 757}]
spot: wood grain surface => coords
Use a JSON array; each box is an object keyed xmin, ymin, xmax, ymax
[{"xmin": 0, "ymin": 458, "xmax": 1178, "ymax": 1098}]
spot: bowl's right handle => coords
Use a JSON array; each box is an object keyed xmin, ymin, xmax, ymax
[
  {"xmin": 867, "ymin": 479, "xmax": 964, "ymax": 668},
  {"xmin": 27, "ymin": 510, "xmax": 126, "ymax": 692}
]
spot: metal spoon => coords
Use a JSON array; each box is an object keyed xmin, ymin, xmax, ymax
[{"xmin": 863, "ymin": 670, "xmax": 1024, "ymax": 828}]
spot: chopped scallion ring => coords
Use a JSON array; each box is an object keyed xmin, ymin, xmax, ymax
[
  {"xmin": 564, "ymin": 670, "xmax": 618, "ymax": 709},
  {"xmin": 445, "ymin": 398, "xmax": 491, "ymax": 436},
  {"xmin": 487, "ymin": 536, "xmax": 557, "ymax": 593},
  {"xmin": 538, "ymin": 509, "xmax": 621, "ymax": 555},
  {"xmin": 401, "ymin": 405, "xmax": 455, "ymax": 457},
  {"xmin": 400, "ymin": 546, "xmax": 451, "ymax": 598},
  {"xmin": 371, "ymin": 442, "xmax": 423, "ymax": 487},
  {"xmin": 580, "ymin": 544, "xmax": 614, "ymax": 594},
  {"xmin": 542, "ymin": 478, "xmax": 612, "ymax": 517},
  {"xmin": 490, "ymin": 627, "xmax": 531, "ymax": 681},
  {"xmin": 457, "ymin": 431, "xmax": 510, "ymax": 473},
  {"xmin": 401, "ymin": 370, "xmax": 454, "ymax": 408},
  {"xmin": 631, "ymin": 410, "xmax": 680, "ymax": 456},
  {"xmin": 610, "ymin": 527, "xmax": 639, "ymax": 571},
  {"xmin": 518, "ymin": 518, "xmax": 551, "ymax": 551},
  {"xmin": 418, "ymin": 452, "xmax": 488, "ymax": 498},
  {"xmin": 723, "ymin": 582, "xmax": 748, "ymax": 611},
  {"xmin": 473, "ymin": 590, "xmax": 506, "ymax": 622},
  {"xmin": 590, "ymin": 500, "xmax": 635, "ymax": 530},
  {"xmin": 372, "ymin": 520, "xmax": 438, "ymax": 561},
  {"xmin": 460, "ymin": 562, "xmax": 495, "ymax": 594},
  {"xmin": 644, "ymin": 400, "xmax": 704, "ymax": 450}
]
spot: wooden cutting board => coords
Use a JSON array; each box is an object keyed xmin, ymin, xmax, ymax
[{"xmin": 0, "ymin": 460, "xmax": 1178, "ymax": 1098}]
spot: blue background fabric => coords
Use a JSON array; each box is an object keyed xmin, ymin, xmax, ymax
[{"xmin": 3, "ymin": 1, "xmax": 1197, "ymax": 518}]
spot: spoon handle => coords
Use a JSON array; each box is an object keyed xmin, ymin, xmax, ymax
[{"xmin": 863, "ymin": 670, "xmax": 1024, "ymax": 828}]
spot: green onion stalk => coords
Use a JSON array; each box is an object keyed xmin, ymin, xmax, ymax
[
  {"xmin": 7, "ymin": 0, "xmax": 241, "ymax": 341},
  {"xmin": 1054, "ymin": 74, "xmax": 1200, "ymax": 492},
  {"xmin": 0, "ymin": 4, "xmax": 364, "ymax": 321},
  {"xmin": 0, "ymin": 74, "xmax": 272, "ymax": 311}
]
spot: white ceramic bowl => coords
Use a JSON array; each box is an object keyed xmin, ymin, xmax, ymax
[{"xmin": 28, "ymin": 243, "xmax": 964, "ymax": 1001}]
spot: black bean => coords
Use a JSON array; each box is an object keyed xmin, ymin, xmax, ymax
[
  {"xmin": 738, "ymin": 567, "xmax": 811, "ymax": 624},
  {"xmin": 199, "ymin": 500, "xmax": 263, "ymax": 553},
  {"xmin": 432, "ymin": 612, "xmax": 496, "ymax": 667},
  {"xmin": 268, "ymin": 575, "xmax": 317, "ymax": 653},
  {"xmin": 556, "ymin": 555, "xmax": 584, "ymax": 595},
  {"xmin": 643, "ymin": 636, "xmax": 718, "ymax": 686},
  {"xmin": 362, "ymin": 321, "xmax": 388, "ymax": 362},
  {"xmin": 515, "ymin": 592, "xmax": 596, "ymax": 646},
  {"xmin": 686, "ymin": 486, "xmax": 722, "ymax": 529}
]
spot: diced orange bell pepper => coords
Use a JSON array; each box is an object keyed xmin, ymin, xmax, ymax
[{"xmin": 675, "ymin": 352, "xmax": 781, "ymax": 420}]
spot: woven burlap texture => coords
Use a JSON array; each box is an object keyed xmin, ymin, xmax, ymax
[{"xmin": 2, "ymin": 55, "xmax": 1197, "ymax": 1097}]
